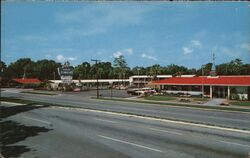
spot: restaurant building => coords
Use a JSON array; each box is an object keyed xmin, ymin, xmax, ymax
[
  {"xmin": 9, "ymin": 78, "xmax": 42, "ymax": 88},
  {"xmin": 150, "ymin": 76, "xmax": 250, "ymax": 100}
]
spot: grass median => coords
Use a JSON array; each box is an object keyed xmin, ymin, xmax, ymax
[
  {"xmin": 92, "ymin": 97, "xmax": 250, "ymax": 113},
  {"xmin": 230, "ymin": 101, "xmax": 250, "ymax": 106},
  {"xmin": 20, "ymin": 91, "xmax": 57, "ymax": 96},
  {"xmin": 144, "ymin": 95, "xmax": 177, "ymax": 101}
]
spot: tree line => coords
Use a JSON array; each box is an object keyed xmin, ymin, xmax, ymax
[{"xmin": 0, "ymin": 56, "xmax": 249, "ymax": 82}]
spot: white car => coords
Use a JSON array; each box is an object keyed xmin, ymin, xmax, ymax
[{"xmin": 141, "ymin": 87, "xmax": 156, "ymax": 94}]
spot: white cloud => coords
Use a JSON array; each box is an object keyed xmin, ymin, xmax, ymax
[
  {"xmin": 240, "ymin": 43, "xmax": 250, "ymax": 51},
  {"xmin": 141, "ymin": 53, "xmax": 158, "ymax": 61},
  {"xmin": 56, "ymin": 54, "xmax": 65, "ymax": 62},
  {"xmin": 183, "ymin": 47, "xmax": 193, "ymax": 55},
  {"xmin": 113, "ymin": 48, "xmax": 133, "ymax": 58},
  {"xmin": 191, "ymin": 40, "xmax": 202, "ymax": 47},
  {"xmin": 56, "ymin": 54, "xmax": 77, "ymax": 62},
  {"xmin": 123, "ymin": 48, "xmax": 133, "ymax": 55},
  {"xmin": 113, "ymin": 51, "xmax": 123, "ymax": 58},
  {"xmin": 182, "ymin": 39, "xmax": 201, "ymax": 55}
]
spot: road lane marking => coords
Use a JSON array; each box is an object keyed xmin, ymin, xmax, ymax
[
  {"xmin": 23, "ymin": 116, "xmax": 52, "ymax": 125},
  {"xmin": 98, "ymin": 135, "xmax": 162, "ymax": 152},
  {"xmin": 95, "ymin": 117, "xmax": 183, "ymax": 136},
  {"xmin": 53, "ymin": 106, "xmax": 250, "ymax": 134},
  {"xmin": 219, "ymin": 140, "xmax": 250, "ymax": 148},
  {"xmin": 94, "ymin": 118, "xmax": 117, "ymax": 123},
  {"xmin": 148, "ymin": 127, "xmax": 183, "ymax": 136}
]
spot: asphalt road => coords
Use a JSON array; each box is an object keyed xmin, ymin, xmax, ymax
[
  {"xmin": 1, "ymin": 102, "xmax": 250, "ymax": 158},
  {"xmin": 2, "ymin": 88, "xmax": 250, "ymax": 130}
]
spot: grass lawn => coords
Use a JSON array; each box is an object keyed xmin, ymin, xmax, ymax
[
  {"xmin": 20, "ymin": 91, "xmax": 57, "ymax": 95},
  {"xmin": 231, "ymin": 101, "xmax": 250, "ymax": 106},
  {"xmin": 144, "ymin": 95, "xmax": 176, "ymax": 101}
]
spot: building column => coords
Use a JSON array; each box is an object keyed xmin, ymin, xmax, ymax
[
  {"xmin": 210, "ymin": 85, "xmax": 213, "ymax": 99},
  {"xmin": 227, "ymin": 86, "xmax": 230, "ymax": 100}
]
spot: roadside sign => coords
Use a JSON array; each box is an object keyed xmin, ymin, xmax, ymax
[{"xmin": 58, "ymin": 61, "xmax": 74, "ymax": 84}]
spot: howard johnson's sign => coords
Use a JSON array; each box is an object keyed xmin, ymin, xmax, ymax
[{"xmin": 58, "ymin": 61, "xmax": 74, "ymax": 84}]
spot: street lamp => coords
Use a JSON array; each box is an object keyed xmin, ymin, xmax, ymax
[{"xmin": 137, "ymin": 68, "xmax": 140, "ymax": 88}]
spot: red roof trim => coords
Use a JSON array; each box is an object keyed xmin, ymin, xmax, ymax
[
  {"xmin": 12, "ymin": 78, "xmax": 42, "ymax": 84},
  {"xmin": 152, "ymin": 76, "xmax": 250, "ymax": 86}
]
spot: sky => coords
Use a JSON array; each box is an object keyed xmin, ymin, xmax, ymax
[{"xmin": 1, "ymin": 2, "xmax": 250, "ymax": 68}]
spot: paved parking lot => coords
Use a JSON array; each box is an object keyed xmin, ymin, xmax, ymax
[{"xmin": 61, "ymin": 89, "xmax": 132, "ymax": 98}]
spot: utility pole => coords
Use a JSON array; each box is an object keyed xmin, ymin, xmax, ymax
[
  {"xmin": 22, "ymin": 68, "xmax": 26, "ymax": 79},
  {"xmin": 137, "ymin": 68, "xmax": 140, "ymax": 88},
  {"xmin": 91, "ymin": 59, "xmax": 100, "ymax": 98},
  {"xmin": 53, "ymin": 72, "xmax": 56, "ymax": 81}
]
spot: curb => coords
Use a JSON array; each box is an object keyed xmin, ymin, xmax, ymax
[{"xmin": 93, "ymin": 97, "xmax": 250, "ymax": 113}]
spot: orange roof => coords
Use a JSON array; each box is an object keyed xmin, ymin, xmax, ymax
[
  {"xmin": 152, "ymin": 76, "xmax": 250, "ymax": 86},
  {"xmin": 12, "ymin": 78, "xmax": 42, "ymax": 84}
]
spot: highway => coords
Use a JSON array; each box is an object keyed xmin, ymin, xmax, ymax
[
  {"xmin": 2, "ymin": 88, "xmax": 250, "ymax": 130},
  {"xmin": 1, "ymin": 102, "xmax": 250, "ymax": 158}
]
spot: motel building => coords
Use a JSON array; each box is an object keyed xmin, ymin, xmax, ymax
[{"xmin": 150, "ymin": 75, "xmax": 250, "ymax": 100}]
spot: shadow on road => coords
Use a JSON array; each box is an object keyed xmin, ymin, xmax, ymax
[
  {"xmin": 0, "ymin": 103, "xmax": 49, "ymax": 119},
  {"xmin": 0, "ymin": 104, "xmax": 51, "ymax": 157}
]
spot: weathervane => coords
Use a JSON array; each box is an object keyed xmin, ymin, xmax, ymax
[
  {"xmin": 210, "ymin": 51, "xmax": 216, "ymax": 76},
  {"xmin": 212, "ymin": 52, "xmax": 216, "ymax": 67}
]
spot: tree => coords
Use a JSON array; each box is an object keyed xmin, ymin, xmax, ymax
[
  {"xmin": 216, "ymin": 58, "xmax": 246, "ymax": 75},
  {"xmin": 147, "ymin": 64, "xmax": 162, "ymax": 81},
  {"xmin": 73, "ymin": 62, "xmax": 91, "ymax": 79},
  {"xmin": 113, "ymin": 55, "xmax": 128, "ymax": 79},
  {"xmin": 0, "ymin": 61, "xmax": 7, "ymax": 76},
  {"xmin": 227, "ymin": 58, "xmax": 243, "ymax": 75},
  {"xmin": 164, "ymin": 64, "xmax": 188, "ymax": 76},
  {"xmin": 131, "ymin": 66, "xmax": 146, "ymax": 76},
  {"xmin": 98, "ymin": 62, "xmax": 113, "ymax": 79},
  {"xmin": 6, "ymin": 58, "xmax": 34, "ymax": 78},
  {"xmin": 197, "ymin": 63, "xmax": 212, "ymax": 76},
  {"xmin": 35, "ymin": 60, "xmax": 61, "ymax": 80}
]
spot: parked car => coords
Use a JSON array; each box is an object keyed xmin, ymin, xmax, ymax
[
  {"xmin": 127, "ymin": 88, "xmax": 140, "ymax": 95},
  {"xmin": 115, "ymin": 85, "xmax": 128, "ymax": 90},
  {"xmin": 127, "ymin": 87, "xmax": 156, "ymax": 96},
  {"xmin": 73, "ymin": 88, "xmax": 81, "ymax": 92},
  {"xmin": 141, "ymin": 87, "xmax": 156, "ymax": 95}
]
